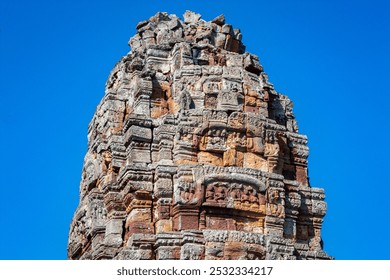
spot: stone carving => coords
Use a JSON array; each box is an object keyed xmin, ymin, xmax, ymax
[{"xmin": 68, "ymin": 11, "xmax": 331, "ymax": 260}]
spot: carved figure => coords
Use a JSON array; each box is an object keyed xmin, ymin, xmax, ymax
[
  {"xmin": 205, "ymin": 185, "xmax": 215, "ymax": 201},
  {"xmin": 215, "ymin": 185, "xmax": 226, "ymax": 202},
  {"xmin": 241, "ymin": 187, "xmax": 250, "ymax": 204}
]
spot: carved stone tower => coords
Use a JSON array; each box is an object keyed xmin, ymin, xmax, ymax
[{"xmin": 68, "ymin": 11, "xmax": 331, "ymax": 260}]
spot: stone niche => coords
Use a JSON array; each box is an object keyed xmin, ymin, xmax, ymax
[
  {"xmin": 172, "ymin": 171, "xmax": 267, "ymax": 233},
  {"xmin": 68, "ymin": 11, "xmax": 332, "ymax": 260}
]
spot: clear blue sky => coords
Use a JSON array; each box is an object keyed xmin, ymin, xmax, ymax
[{"xmin": 1, "ymin": 0, "xmax": 389, "ymax": 260}]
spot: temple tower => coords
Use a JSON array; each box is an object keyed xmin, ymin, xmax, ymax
[{"xmin": 68, "ymin": 11, "xmax": 331, "ymax": 260}]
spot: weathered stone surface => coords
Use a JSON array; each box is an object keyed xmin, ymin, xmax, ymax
[{"xmin": 68, "ymin": 11, "xmax": 331, "ymax": 260}]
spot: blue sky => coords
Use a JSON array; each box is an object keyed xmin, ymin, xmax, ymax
[{"xmin": 1, "ymin": 0, "xmax": 389, "ymax": 260}]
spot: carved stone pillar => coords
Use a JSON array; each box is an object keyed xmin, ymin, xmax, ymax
[
  {"xmin": 124, "ymin": 190, "xmax": 153, "ymax": 239},
  {"xmin": 283, "ymin": 180, "xmax": 301, "ymax": 239},
  {"xmin": 155, "ymin": 233, "xmax": 182, "ymax": 260},
  {"xmin": 265, "ymin": 180, "xmax": 285, "ymax": 236}
]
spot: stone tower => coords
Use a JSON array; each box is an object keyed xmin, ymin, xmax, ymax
[{"xmin": 68, "ymin": 11, "xmax": 331, "ymax": 260}]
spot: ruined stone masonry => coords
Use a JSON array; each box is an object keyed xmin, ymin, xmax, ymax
[{"xmin": 68, "ymin": 11, "xmax": 331, "ymax": 260}]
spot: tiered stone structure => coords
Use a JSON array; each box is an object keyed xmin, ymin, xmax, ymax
[{"xmin": 68, "ymin": 11, "xmax": 331, "ymax": 260}]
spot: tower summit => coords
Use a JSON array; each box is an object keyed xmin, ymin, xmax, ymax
[{"xmin": 68, "ymin": 11, "xmax": 331, "ymax": 260}]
